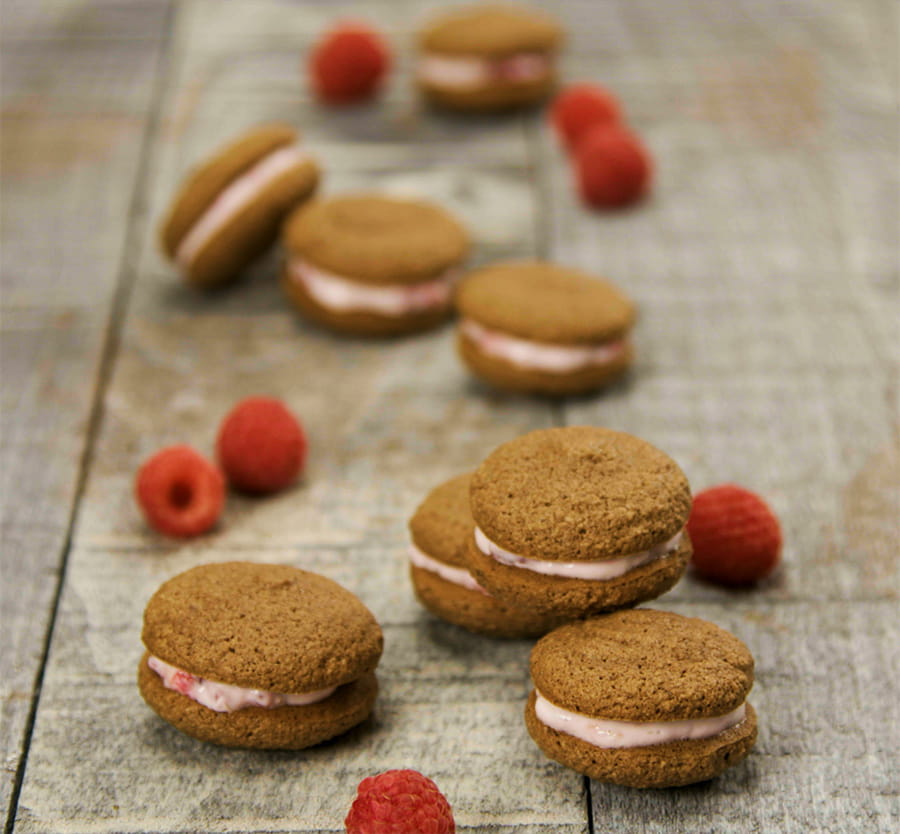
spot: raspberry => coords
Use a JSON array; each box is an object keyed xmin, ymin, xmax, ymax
[
  {"xmin": 574, "ymin": 124, "xmax": 652, "ymax": 209},
  {"xmin": 135, "ymin": 445, "xmax": 225, "ymax": 538},
  {"xmin": 550, "ymin": 83, "xmax": 622, "ymax": 151},
  {"xmin": 687, "ymin": 485, "xmax": 783, "ymax": 586},
  {"xmin": 216, "ymin": 397, "xmax": 306, "ymax": 494},
  {"xmin": 345, "ymin": 769, "xmax": 455, "ymax": 834},
  {"xmin": 310, "ymin": 22, "xmax": 390, "ymax": 104}
]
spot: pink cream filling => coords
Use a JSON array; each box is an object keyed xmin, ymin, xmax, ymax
[
  {"xmin": 147, "ymin": 655, "xmax": 336, "ymax": 713},
  {"xmin": 461, "ymin": 319, "xmax": 628, "ymax": 374},
  {"xmin": 289, "ymin": 258, "xmax": 459, "ymax": 316},
  {"xmin": 418, "ymin": 52, "xmax": 551, "ymax": 89},
  {"xmin": 535, "ymin": 690, "xmax": 747, "ymax": 749},
  {"xmin": 176, "ymin": 144, "xmax": 311, "ymax": 269},
  {"xmin": 408, "ymin": 542, "xmax": 489, "ymax": 595},
  {"xmin": 474, "ymin": 527, "xmax": 683, "ymax": 580}
]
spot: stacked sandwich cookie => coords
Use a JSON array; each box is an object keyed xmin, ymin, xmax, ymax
[
  {"xmin": 526, "ymin": 610, "xmax": 758, "ymax": 787},
  {"xmin": 408, "ymin": 473, "xmax": 565, "ymax": 638},
  {"xmin": 160, "ymin": 124, "xmax": 320, "ymax": 287},
  {"xmin": 138, "ymin": 562, "xmax": 382, "ymax": 749},
  {"xmin": 467, "ymin": 426, "xmax": 691, "ymax": 618},
  {"xmin": 456, "ymin": 262, "xmax": 636, "ymax": 396},
  {"xmin": 417, "ymin": 3, "xmax": 564, "ymax": 111},
  {"xmin": 282, "ymin": 194, "xmax": 469, "ymax": 336}
]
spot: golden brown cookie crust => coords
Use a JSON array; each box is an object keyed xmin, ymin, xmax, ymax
[
  {"xmin": 419, "ymin": 74, "xmax": 557, "ymax": 111},
  {"xmin": 142, "ymin": 562, "xmax": 383, "ymax": 693},
  {"xmin": 465, "ymin": 533, "xmax": 690, "ymax": 617},
  {"xmin": 182, "ymin": 161, "xmax": 319, "ymax": 288},
  {"xmin": 525, "ymin": 692, "xmax": 757, "ymax": 788},
  {"xmin": 530, "ymin": 610, "xmax": 754, "ymax": 721},
  {"xmin": 282, "ymin": 195, "xmax": 469, "ymax": 285},
  {"xmin": 139, "ymin": 656, "xmax": 378, "ymax": 750},
  {"xmin": 470, "ymin": 427, "xmax": 692, "ymax": 559},
  {"xmin": 456, "ymin": 261, "xmax": 636, "ymax": 344},
  {"xmin": 457, "ymin": 328, "xmax": 634, "ymax": 396},
  {"xmin": 160, "ymin": 123, "xmax": 299, "ymax": 257},
  {"xmin": 410, "ymin": 565, "xmax": 565, "ymax": 638},
  {"xmin": 409, "ymin": 473, "xmax": 474, "ymax": 569},
  {"xmin": 419, "ymin": 4, "xmax": 564, "ymax": 56},
  {"xmin": 281, "ymin": 265, "xmax": 452, "ymax": 337}
]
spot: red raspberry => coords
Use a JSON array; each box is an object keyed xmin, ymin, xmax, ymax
[
  {"xmin": 574, "ymin": 124, "xmax": 652, "ymax": 208},
  {"xmin": 345, "ymin": 769, "xmax": 455, "ymax": 834},
  {"xmin": 135, "ymin": 446, "xmax": 225, "ymax": 538},
  {"xmin": 687, "ymin": 485, "xmax": 783, "ymax": 586},
  {"xmin": 309, "ymin": 22, "xmax": 390, "ymax": 104},
  {"xmin": 550, "ymin": 83, "xmax": 622, "ymax": 151},
  {"xmin": 216, "ymin": 397, "xmax": 306, "ymax": 494}
]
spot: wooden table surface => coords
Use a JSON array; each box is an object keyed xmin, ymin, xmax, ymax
[{"xmin": 2, "ymin": 1, "xmax": 898, "ymax": 832}]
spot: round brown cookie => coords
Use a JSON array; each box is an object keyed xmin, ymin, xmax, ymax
[
  {"xmin": 417, "ymin": 5, "xmax": 564, "ymax": 112},
  {"xmin": 138, "ymin": 561, "xmax": 383, "ymax": 749},
  {"xmin": 159, "ymin": 123, "xmax": 320, "ymax": 288},
  {"xmin": 525, "ymin": 610, "xmax": 758, "ymax": 788},
  {"xmin": 281, "ymin": 194, "xmax": 469, "ymax": 336},
  {"xmin": 468, "ymin": 427, "xmax": 691, "ymax": 617},
  {"xmin": 455, "ymin": 261, "xmax": 636, "ymax": 396},
  {"xmin": 408, "ymin": 473, "xmax": 565, "ymax": 638},
  {"xmin": 465, "ymin": 531, "xmax": 690, "ymax": 617}
]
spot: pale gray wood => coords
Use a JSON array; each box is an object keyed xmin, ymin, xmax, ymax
[{"xmin": 0, "ymin": 1, "xmax": 171, "ymax": 824}]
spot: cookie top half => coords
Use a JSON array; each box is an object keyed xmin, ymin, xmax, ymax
[
  {"xmin": 471, "ymin": 426, "xmax": 691, "ymax": 560},
  {"xmin": 409, "ymin": 473, "xmax": 474, "ymax": 569},
  {"xmin": 160, "ymin": 123, "xmax": 301, "ymax": 258},
  {"xmin": 141, "ymin": 562, "xmax": 383, "ymax": 693},
  {"xmin": 531, "ymin": 610, "xmax": 755, "ymax": 721},
  {"xmin": 419, "ymin": 4, "xmax": 564, "ymax": 56},
  {"xmin": 457, "ymin": 261, "xmax": 636, "ymax": 344},
  {"xmin": 283, "ymin": 194, "xmax": 469, "ymax": 285}
]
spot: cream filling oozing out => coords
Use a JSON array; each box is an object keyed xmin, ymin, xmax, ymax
[
  {"xmin": 176, "ymin": 144, "xmax": 311, "ymax": 268},
  {"xmin": 462, "ymin": 319, "xmax": 629, "ymax": 374},
  {"xmin": 147, "ymin": 655, "xmax": 337, "ymax": 713},
  {"xmin": 408, "ymin": 542, "xmax": 489, "ymax": 595},
  {"xmin": 535, "ymin": 690, "xmax": 747, "ymax": 749},
  {"xmin": 289, "ymin": 258, "xmax": 458, "ymax": 317},
  {"xmin": 418, "ymin": 52, "xmax": 551, "ymax": 89},
  {"xmin": 474, "ymin": 527, "xmax": 683, "ymax": 580}
]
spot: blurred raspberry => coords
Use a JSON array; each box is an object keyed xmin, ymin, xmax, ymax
[
  {"xmin": 310, "ymin": 22, "xmax": 390, "ymax": 104},
  {"xmin": 216, "ymin": 397, "xmax": 306, "ymax": 494},
  {"xmin": 345, "ymin": 769, "xmax": 455, "ymax": 834},
  {"xmin": 135, "ymin": 445, "xmax": 224, "ymax": 538},
  {"xmin": 551, "ymin": 83, "xmax": 622, "ymax": 151},
  {"xmin": 687, "ymin": 484, "xmax": 783, "ymax": 586},
  {"xmin": 574, "ymin": 123, "xmax": 652, "ymax": 208}
]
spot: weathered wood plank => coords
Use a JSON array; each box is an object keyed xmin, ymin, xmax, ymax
[{"xmin": 0, "ymin": 2, "xmax": 171, "ymax": 824}]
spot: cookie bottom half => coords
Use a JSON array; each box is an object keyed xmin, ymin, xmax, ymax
[
  {"xmin": 457, "ymin": 330, "xmax": 633, "ymax": 396},
  {"xmin": 525, "ymin": 691, "xmax": 758, "ymax": 788},
  {"xmin": 466, "ymin": 533, "xmax": 690, "ymax": 619},
  {"xmin": 281, "ymin": 268, "xmax": 451, "ymax": 337},
  {"xmin": 411, "ymin": 564, "xmax": 566, "ymax": 639},
  {"xmin": 138, "ymin": 653, "xmax": 377, "ymax": 750},
  {"xmin": 419, "ymin": 75, "xmax": 556, "ymax": 112}
]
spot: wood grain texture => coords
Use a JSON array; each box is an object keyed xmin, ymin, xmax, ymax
[{"xmin": 4, "ymin": 0, "xmax": 899, "ymax": 832}]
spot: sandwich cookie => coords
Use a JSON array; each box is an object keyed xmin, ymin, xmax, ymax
[
  {"xmin": 467, "ymin": 427, "xmax": 691, "ymax": 618},
  {"xmin": 282, "ymin": 194, "xmax": 469, "ymax": 336},
  {"xmin": 409, "ymin": 473, "xmax": 565, "ymax": 638},
  {"xmin": 138, "ymin": 561, "xmax": 382, "ymax": 749},
  {"xmin": 526, "ymin": 610, "xmax": 758, "ymax": 788},
  {"xmin": 160, "ymin": 124, "xmax": 320, "ymax": 288},
  {"xmin": 417, "ymin": 3, "xmax": 564, "ymax": 112},
  {"xmin": 456, "ymin": 261, "xmax": 636, "ymax": 396}
]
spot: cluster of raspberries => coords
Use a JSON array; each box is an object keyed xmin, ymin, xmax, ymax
[{"xmin": 135, "ymin": 397, "xmax": 306, "ymax": 537}]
